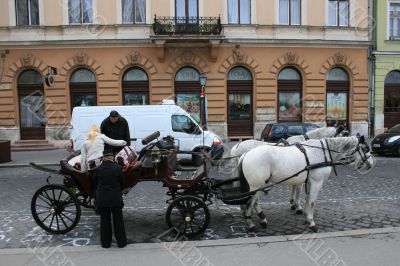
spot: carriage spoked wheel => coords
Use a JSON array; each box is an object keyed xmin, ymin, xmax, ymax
[
  {"xmin": 31, "ymin": 184, "xmax": 81, "ymax": 234},
  {"xmin": 166, "ymin": 195, "xmax": 210, "ymax": 237}
]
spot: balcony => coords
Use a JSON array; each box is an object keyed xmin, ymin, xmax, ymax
[{"xmin": 152, "ymin": 16, "xmax": 222, "ymax": 36}]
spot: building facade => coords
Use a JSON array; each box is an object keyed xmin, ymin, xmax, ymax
[
  {"xmin": 373, "ymin": 0, "xmax": 400, "ymax": 134},
  {"xmin": 0, "ymin": 0, "xmax": 371, "ymax": 141}
]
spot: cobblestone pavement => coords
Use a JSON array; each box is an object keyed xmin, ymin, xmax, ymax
[{"xmin": 0, "ymin": 155, "xmax": 399, "ymax": 249}]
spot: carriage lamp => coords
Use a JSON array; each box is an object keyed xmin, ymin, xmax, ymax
[
  {"xmin": 199, "ymin": 73, "xmax": 208, "ymax": 129},
  {"xmin": 151, "ymin": 147, "xmax": 161, "ymax": 164}
]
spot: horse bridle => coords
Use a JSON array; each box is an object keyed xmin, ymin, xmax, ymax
[{"xmin": 345, "ymin": 143, "xmax": 372, "ymax": 169}]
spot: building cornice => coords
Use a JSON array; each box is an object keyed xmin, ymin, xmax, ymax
[{"xmin": 372, "ymin": 51, "xmax": 400, "ymax": 56}]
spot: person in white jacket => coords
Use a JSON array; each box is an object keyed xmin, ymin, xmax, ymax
[{"xmin": 81, "ymin": 124, "xmax": 126, "ymax": 173}]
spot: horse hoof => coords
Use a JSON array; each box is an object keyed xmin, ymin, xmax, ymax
[
  {"xmin": 291, "ymin": 205, "xmax": 296, "ymax": 210},
  {"xmin": 248, "ymin": 226, "xmax": 256, "ymax": 232},
  {"xmin": 290, "ymin": 199, "xmax": 294, "ymax": 204},
  {"xmin": 295, "ymin": 210, "xmax": 303, "ymax": 215},
  {"xmin": 309, "ymin": 226, "xmax": 318, "ymax": 233},
  {"xmin": 259, "ymin": 222, "xmax": 267, "ymax": 229}
]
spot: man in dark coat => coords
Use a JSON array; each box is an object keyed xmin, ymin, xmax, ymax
[
  {"xmin": 101, "ymin": 110, "xmax": 131, "ymax": 155},
  {"xmin": 92, "ymin": 152, "xmax": 127, "ymax": 248}
]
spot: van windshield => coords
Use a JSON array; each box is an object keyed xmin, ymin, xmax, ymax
[{"xmin": 172, "ymin": 115, "xmax": 201, "ymax": 134}]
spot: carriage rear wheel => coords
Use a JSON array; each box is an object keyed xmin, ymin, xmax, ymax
[
  {"xmin": 31, "ymin": 184, "xmax": 81, "ymax": 234},
  {"xmin": 166, "ymin": 195, "xmax": 210, "ymax": 237}
]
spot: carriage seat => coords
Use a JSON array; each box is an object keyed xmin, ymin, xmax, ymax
[{"xmin": 60, "ymin": 160, "xmax": 85, "ymax": 175}]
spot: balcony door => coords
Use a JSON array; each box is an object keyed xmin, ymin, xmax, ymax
[
  {"xmin": 18, "ymin": 70, "xmax": 45, "ymax": 140},
  {"xmin": 176, "ymin": 0, "xmax": 198, "ymax": 25}
]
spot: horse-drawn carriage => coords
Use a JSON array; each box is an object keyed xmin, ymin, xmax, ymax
[
  {"xmin": 30, "ymin": 130, "xmax": 375, "ymax": 236},
  {"xmin": 30, "ymin": 131, "xmax": 252, "ymax": 237}
]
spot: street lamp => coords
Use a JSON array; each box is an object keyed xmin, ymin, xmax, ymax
[{"xmin": 199, "ymin": 73, "xmax": 207, "ymax": 129}]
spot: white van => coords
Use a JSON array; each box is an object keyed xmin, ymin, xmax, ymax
[{"xmin": 68, "ymin": 101, "xmax": 223, "ymax": 158}]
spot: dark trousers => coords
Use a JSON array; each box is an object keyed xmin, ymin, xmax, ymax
[{"xmin": 98, "ymin": 206, "xmax": 127, "ymax": 248}]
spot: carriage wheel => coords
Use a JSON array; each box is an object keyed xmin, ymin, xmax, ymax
[
  {"xmin": 166, "ymin": 195, "xmax": 210, "ymax": 237},
  {"xmin": 31, "ymin": 184, "xmax": 81, "ymax": 234}
]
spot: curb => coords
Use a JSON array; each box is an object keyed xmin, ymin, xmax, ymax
[
  {"xmin": 0, "ymin": 163, "xmax": 59, "ymax": 168},
  {"xmin": 0, "ymin": 227, "xmax": 399, "ymax": 255}
]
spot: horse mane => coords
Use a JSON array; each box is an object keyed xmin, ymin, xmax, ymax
[
  {"xmin": 325, "ymin": 136, "xmax": 358, "ymax": 154},
  {"xmin": 306, "ymin": 127, "xmax": 336, "ymax": 139}
]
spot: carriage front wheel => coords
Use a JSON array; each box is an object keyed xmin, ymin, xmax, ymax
[
  {"xmin": 31, "ymin": 184, "xmax": 81, "ymax": 234},
  {"xmin": 166, "ymin": 195, "xmax": 210, "ymax": 237}
]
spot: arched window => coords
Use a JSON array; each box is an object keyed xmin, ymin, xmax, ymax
[
  {"xmin": 326, "ymin": 67, "xmax": 349, "ymax": 127},
  {"xmin": 70, "ymin": 68, "xmax": 96, "ymax": 110},
  {"xmin": 278, "ymin": 67, "xmax": 302, "ymax": 122},
  {"xmin": 384, "ymin": 70, "xmax": 400, "ymax": 129},
  {"xmin": 174, "ymin": 67, "xmax": 201, "ymax": 123},
  {"xmin": 18, "ymin": 69, "xmax": 45, "ymax": 140},
  {"xmin": 227, "ymin": 67, "xmax": 253, "ymax": 137},
  {"xmin": 122, "ymin": 68, "xmax": 149, "ymax": 105}
]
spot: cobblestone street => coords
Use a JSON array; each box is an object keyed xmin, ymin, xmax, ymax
[{"xmin": 0, "ymin": 156, "xmax": 399, "ymax": 249}]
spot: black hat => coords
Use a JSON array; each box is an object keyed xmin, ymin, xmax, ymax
[
  {"xmin": 103, "ymin": 151, "xmax": 114, "ymax": 157},
  {"xmin": 109, "ymin": 110, "xmax": 119, "ymax": 118}
]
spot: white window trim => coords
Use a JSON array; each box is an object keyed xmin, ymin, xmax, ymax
[
  {"xmin": 62, "ymin": 0, "xmax": 69, "ymax": 25},
  {"xmin": 222, "ymin": 0, "xmax": 228, "ymax": 23},
  {"xmin": 169, "ymin": 0, "xmax": 174, "ymax": 17},
  {"xmin": 388, "ymin": 0, "xmax": 400, "ymax": 39},
  {"xmin": 8, "ymin": 0, "xmax": 16, "ymax": 26},
  {"xmin": 251, "ymin": 0, "xmax": 256, "ymax": 24},
  {"xmin": 116, "ymin": 0, "xmax": 122, "ymax": 24},
  {"xmin": 325, "ymin": 0, "xmax": 352, "ymax": 27},
  {"xmin": 11, "ymin": 0, "xmax": 43, "ymax": 26},
  {"xmin": 199, "ymin": 0, "xmax": 204, "ymax": 17},
  {"xmin": 302, "ymin": 0, "xmax": 307, "ymax": 25},
  {"xmin": 276, "ymin": 0, "xmax": 302, "ymax": 25},
  {"xmin": 39, "ymin": 0, "xmax": 44, "ymax": 25},
  {"xmin": 146, "ymin": 0, "xmax": 151, "ymax": 24},
  {"xmin": 92, "ymin": 0, "xmax": 98, "ymax": 24}
]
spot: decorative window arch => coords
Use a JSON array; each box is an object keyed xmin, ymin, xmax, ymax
[
  {"xmin": 122, "ymin": 67, "xmax": 149, "ymax": 105},
  {"xmin": 227, "ymin": 66, "xmax": 254, "ymax": 137},
  {"xmin": 70, "ymin": 68, "xmax": 97, "ymax": 110},
  {"xmin": 278, "ymin": 67, "xmax": 302, "ymax": 122},
  {"xmin": 326, "ymin": 67, "xmax": 349, "ymax": 126},
  {"xmin": 174, "ymin": 67, "xmax": 201, "ymax": 123},
  {"xmin": 384, "ymin": 70, "xmax": 400, "ymax": 129},
  {"xmin": 18, "ymin": 69, "xmax": 45, "ymax": 140}
]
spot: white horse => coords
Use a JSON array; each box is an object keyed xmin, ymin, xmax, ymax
[
  {"xmin": 239, "ymin": 136, "xmax": 374, "ymax": 231},
  {"xmin": 230, "ymin": 127, "xmax": 337, "ymax": 224}
]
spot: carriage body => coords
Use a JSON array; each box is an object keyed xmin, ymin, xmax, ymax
[{"xmin": 30, "ymin": 133, "xmax": 215, "ymax": 236}]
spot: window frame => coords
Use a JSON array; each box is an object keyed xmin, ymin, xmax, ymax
[
  {"xmin": 15, "ymin": 0, "xmax": 39, "ymax": 26},
  {"xmin": 388, "ymin": 1, "xmax": 400, "ymax": 39},
  {"xmin": 175, "ymin": 0, "xmax": 199, "ymax": 19},
  {"xmin": 228, "ymin": 0, "xmax": 251, "ymax": 24},
  {"xmin": 122, "ymin": 0, "xmax": 146, "ymax": 24},
  {"xmin": 327, "ymin": 0, "xmax": 350, "ymax": 27},
  {"xmin": 69, "ymin": 68, "xmax": 97, "ymax": 110},
  {"xmin": 326, "ymin": 67, "xmax": 350, "ymax": 125},
  {"xmin": 68, "ymin": 0, "xmax": 93, "ymax": 25},
  {"xmin": 122, "ymin": 67, "xmax": 149, "ymax": 105},
  {"xmin": 279, "ymin": 0, "xmax": 302, "ymax": 26},
  {"xmin": 277, "ymin": 67, "xmax": 303, "ymax": 122}
]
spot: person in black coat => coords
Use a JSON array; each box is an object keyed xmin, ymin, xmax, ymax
[
  {"xmin": 92, "ymin": 152, "xmax": 127, "ymax": 248},
  {"xmin": 101, "ymin": 110, "xmax": 131, "ymax": 155}
]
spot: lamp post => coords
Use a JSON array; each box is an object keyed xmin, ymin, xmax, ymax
[{"xmin": 199, "ymin": 73, "xmax": 207, "ymax": 129}]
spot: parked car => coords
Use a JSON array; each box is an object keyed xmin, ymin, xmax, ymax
[
  {"xmin": 261, "ymin": 122, "xmax": 319, "ymax": 142},
  {"xmin": 371, "ymin": 123, "xmax": 400, "ymax": 156}
]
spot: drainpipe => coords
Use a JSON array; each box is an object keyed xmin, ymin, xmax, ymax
[{"xmin": 368, "ymin": 0, "xmax": 377, "ymax": 138}]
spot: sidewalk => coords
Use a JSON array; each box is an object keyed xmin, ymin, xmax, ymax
[
  {"xmin": 0, "ymin": 227, "xmax": 399, "ymax": 266},
  {"xmin": 0, "ymin": 148, "xmax": 70, "ymax": 167}
]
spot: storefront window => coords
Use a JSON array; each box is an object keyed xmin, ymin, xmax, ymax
[
  {"xmin": 174, "ymin": 67, "xmax": 201, "ymax": 123},
  {"xmin": 326, "ymin": 67, "xmax": 349, "ymax": 126},
  {"xmin": 70, "ymin": 68, "xmax": 97, "ymax": 110},
  {"xmin": 278, "ymin": 67, "xmax": 302, "ymax": 122},
  {"xmin": 123, "ymin": 68, "xmax": 149, "ymax": 105}
]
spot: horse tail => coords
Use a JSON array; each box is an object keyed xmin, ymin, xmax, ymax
[{"xmin": 238, "ymin": 156, "xmax": 250, "ymax": 193}]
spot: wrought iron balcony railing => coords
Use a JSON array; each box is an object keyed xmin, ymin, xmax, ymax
[{"xmin": 153, "ymin": 16, "xmax": 222, "ymax": 35}]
